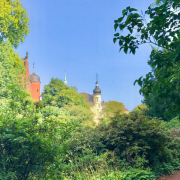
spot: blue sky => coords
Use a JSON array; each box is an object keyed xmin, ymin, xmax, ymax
[{"xmin": 15, "ymin": 0, "xmax": 155, "ymax": 111}]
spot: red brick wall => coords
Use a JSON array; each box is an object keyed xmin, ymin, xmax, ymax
[
  {"xmin": 31, "ymin": 82, "xmax": 40, "ymax": 102},
  {"xmin": 23, "ymin": 58, "xmax": 40, "ymax": 102}
]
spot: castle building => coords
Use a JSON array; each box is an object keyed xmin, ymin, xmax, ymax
[
  {"xmin": 92, "ymin": 80, "xmax": 102, "ymax": 122},
  {"xmin": 80, "ymin": 76, "xmax": 129, "ymax": 123},
  {"xmin": 21, "ymin": 52, "xmax": 41, "ymax": 102}
]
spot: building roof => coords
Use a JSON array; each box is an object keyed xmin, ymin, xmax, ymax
[
  {"xmin": 79, "ymin": 93, "xmax": 129, "ymax": 112},
  {"xmin": 30, "ymin": 72, "xmax": 40, "ymax": 82},
  {"xmin": 80, "ymin": 93, "xmax": 94, "ymax": 105},
  {"xmin": 93, "ymin": 81, "xmax": 101, "ymax": 95}
]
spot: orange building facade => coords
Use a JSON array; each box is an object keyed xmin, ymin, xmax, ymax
[{"xmin": 21, "ymin": 52, "xmax": 41, "ymax": 102}]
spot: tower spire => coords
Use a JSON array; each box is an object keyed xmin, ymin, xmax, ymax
[
  {"xmin": 96, "ymin": 74, "xmax": 99, "ymax": 87},
  {"xmin": 33, "ymin": 63, "xmax": 35, "ymax": 73},
  {"xmin": 64, "ymin": 72, "xmax": 67, "ymax": 85},
  {"xmin": 25, "ymin": 51, "xmax": 29, "ymax": 59}
]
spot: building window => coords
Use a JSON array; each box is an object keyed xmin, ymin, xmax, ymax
[
  {"xmin": 37, "ymin": 89, "xmax": 38, "ymax": 92},
  {"xmin": 99, "ymin": 104, "xmax": 101, "ymax": 108},
  {"xmin": 96, "ymin": 97, "xmax": 98, "ymax": 101}
]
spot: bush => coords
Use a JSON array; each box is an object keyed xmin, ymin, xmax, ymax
[
  {"xmin": 162, "ymin": 116, "xmax": 180, "ymax": 129},
  {"xmin": 98, "ymin": 111, "xmax": 180, "ymax": 175},
  {"xmin": 41, "ymin": 105, "xmax": 65, "ymax": 118},
  {"xmin": 63, "ymin": 169, "xmax": 155, "ymax": 180},
  {"xmin": 0, "ymin": 107, "xmax": 74, "ymax": 179}
]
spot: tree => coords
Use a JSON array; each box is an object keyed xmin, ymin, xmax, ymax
[
  {"xmin": 152, "ymin": 0, "xmax": 176, "ymax": 6},
  {"xmin": 0, "ymin": 41, "xmax": 30, "ymax": 113},
  {"xmin": 113, "ymin": 0, "xmax": 180, "ymax": 118},
  {"xmin": 41, "ymin": 78, "xmax": 88, "ymax": 108},
  {"xmin": 0, "ymin": 105, "xmax": 75, "ymax": 180},
  {"xmin": 55, "ymin": 88, "xmax": 88, "ymax": 108},
  {"xmin": 41, "ymin": 78, "xmax": 69, "ymax": 105},
  {"xmin": 134, "ymin": 104, "xmax": 147, "ymax": 111},
  {"xmin": 99, "ymin": 111, "xmax": 180, "ymax": 176},
  {"xmin": 102, "ymin": 101, "xmax": 126, "ymax": 117},
  {"xmin": 63, "ymin": 103, "xmax": 94, "ymax": 127},
  {"xmin": 41, "ymin": 105, "xmax": 64, "ymax": 118},
  {"xmin": 0, "ymin": 0, "xmax": 30, "ymax": 48}
]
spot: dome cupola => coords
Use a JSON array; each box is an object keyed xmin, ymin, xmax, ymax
[
  {"xmin": 30, "ymin": 63, "xmax": 40, "ymax": 82},
  {"xmin": 30, "ymin": 72, "xmax": 40, "ymax": 82},
  {"xmin": 93, "ymin": 81, "xmax": 101, "ymax": 95}
]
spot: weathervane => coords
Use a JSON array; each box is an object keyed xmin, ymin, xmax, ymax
[
  {"xmin": 96, "ymin": 73, "xmax": 98, "ymax": 82},
  {"xmin": 33, "ymin": 63, "xmax": 35, "ymax": 73}
]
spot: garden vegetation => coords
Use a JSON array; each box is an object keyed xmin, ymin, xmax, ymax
[{"xmin": 0, "ymin": 0, "xmax": 180, "ymax": 179}]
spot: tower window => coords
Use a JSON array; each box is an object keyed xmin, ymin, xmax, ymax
[
  {"xmin": 37, "ymin": 89, "xmax": 38, "ymax": 92},
  {"xmin": 99, "ymin": 104, "xmax": 101, "ymax": 108},
  {"xmin": 96, "ymin": 97, "xmax": 98, "ymax": 101}
]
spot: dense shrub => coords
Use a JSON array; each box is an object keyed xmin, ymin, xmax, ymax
[
  {"xmin": 0, "ymin": 107, "xmax": 75, "ymax": 180},
  {"xmin": 41, "ymin": 105, "xmax": 65, "ymax": 118},
  {"xmin": 98, "ymin": 111, "xmax": 180, "ymax": 175},
  {"xmin": 63, "ymin": 169, "xmax": 156, "ymax": 180}
]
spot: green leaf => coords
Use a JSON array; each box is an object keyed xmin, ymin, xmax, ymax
[
  {"xmin": 132, "ymin": 48, "xmax": 135, "ymax": 55},
  {"xmin": 129, "ymin": 8, "xmax": 137, "ymax": 12},
  {"xmin": 114, "ymin": 33, "xmax": 119, "ymax": 37},
  {"xmin": 126, "ymin": 6, "xmax": 130, "ymax": 11},
  {"xmin": 124, "ymin": 46, "xmax": 128, "ymax": 54},
  {"xmin": 114, "ymin": 23, "xmax": 118, "ymax": 31},
  {"xmin": 127, "ymin": 27, "xmax": 133, "ymax": 33},
  {"xmin": 120, "ymin": 24, "xmax": 125, "ymax": 30},
  {"xmin": 113, "ymin": 38, "xmax": 117, "ymax": 44},
  {"xmin": 122, "ymin": 9, "xmax": 127, "ymax": 16},
  {"xmin": 118, "ymin": 17, "xmax": 124, "ymax": 23},
  {"xmin": 119, "ymin": 40, "xmax": 123, "ymax": 46},
  {"xmin": 132, "ymin": 13, "xmax": 140, "ymax": 18}
]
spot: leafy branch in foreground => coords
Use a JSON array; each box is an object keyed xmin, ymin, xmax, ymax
[
  {"xmin": 113, "ymin": 2, "xmax": 180, "ymax": 55},
  {"xmin": 113, "ymin": 1, "xmax": 180, "ymax": 118}
]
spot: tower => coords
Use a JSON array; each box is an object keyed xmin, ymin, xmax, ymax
[
  {"xmin": 23, "ymin": 52, "xmax": 31, "ymax": 91},
  {"xmin": 93, "ymin": 74, "xmax": 102, "ymax": 122},
  {"xmin": 64, "ymin": 72, "xmax": 67, "ymax": 85},
  {"xmin": 30, "ymin": 63, "xmax": 41, "ymax": 102},
  {"xmin": 24, "ymin": 52, "xmax": 29, "ymax": 78}
]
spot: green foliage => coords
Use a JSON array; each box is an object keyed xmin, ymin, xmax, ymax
[
  {"xmin": 40, "ymin": 103, "xmax": 94, "ymax": 127},
  {"xmin": 55, "ymin": 88, "xmax": 88, "ymax": 108},
  {"xmin": 41, "ymin": 105, "xmax": 65, "ymax": 118},
  {"xmin": 98, "ymin": 111, "xmax": 180, "ymax": 175},
  {"xmin": 0, "ymin": 0, "xmax": 30, "ymax": 48},
  {"xmin": 41, "ymin": 78, "xmax": 69, "ymax": 105},
  {"xmin": 34, "ymin": 100, "xmax": 46, "ymax": 110},
  {"xmin": 152, "ymin": 0, "xmax": 176, "ymax": 6},
  {"xmin": 64, "ymin": 169, "xmax": 155, "ymax": 180},
  {"xmin": 114, "ymin": 2, "xmax": 180, "ymax": 54},
  {"xmin": 134, "ymin": 104, "xmax": 147, "ymax": 111},
  {"xmin": 102, "ymin": 101, "xmax": 126, "ymax": 116},
  {"xmin": 114, "ymin": 1, "xmax": 180, "ymax": 119},
  {"xmin": 0, "ymin": 106, "xmax": 76, "ymax": 179},
  {"xmin": 164, "ymin": 116, "xmax": 180, "ymax": 128},
  {"xmin": 142, "ymin": 92, "xmax": 175, "ymax": 121},
  {"xmin": 41, "ymin": 78, "xmax": 88, "ymax": 108},
  {"xmin": 139, "ymin": 47, "xmax": 180, "ymax": 119},
  {"xmin": 63, "ymin": 104, "xmax": 94, "ymax": 126},
  {"xmin": 0, "ymin": 41, "xmax": 28, "ymax": 113}
]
